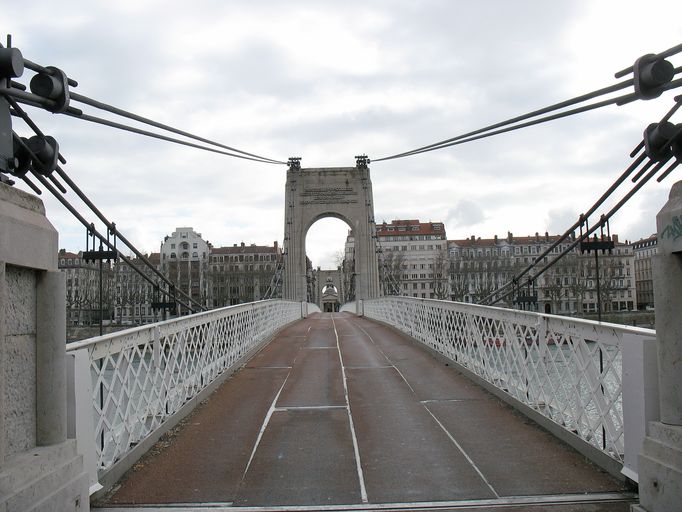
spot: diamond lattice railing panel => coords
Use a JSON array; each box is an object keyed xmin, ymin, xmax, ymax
[
  {"xmin": 364, "ymin": 297, "xmax": 648, "ymax": 465},
  {"xmin": 68, "ymin": 300, "xmax": 301, "ymax": 473}
]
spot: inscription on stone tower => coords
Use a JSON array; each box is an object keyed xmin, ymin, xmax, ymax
[{"xmin": 299, "ymin": 186, "xmax": 358, "ymax": 205}]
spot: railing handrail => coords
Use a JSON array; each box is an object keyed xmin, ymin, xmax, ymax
[
  {"xmin": 362, "ymin": 295, "xmax": 659, "ymax": 483},
  {"xmin": 388, "ymin": 296, "xmax": 656, "ymax": 337},
  {"xmin": 66, "ymin": 299, "xmax": 297, "ymax": 351},
  {"xmin": 67, "ymin": 299, "xmax": 303, "ymax": 493}
]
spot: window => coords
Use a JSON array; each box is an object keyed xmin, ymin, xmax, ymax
[
  {"xmin": 171, "ymin": 244, "xmax": 176, "ymax": 249},
  {"xmin": 193, "ymin": 243, "xmax": 198, "ymax": 249},
  {"xmin": 170, "ymin": 253, "xmax": 176, "ymax": 259}
]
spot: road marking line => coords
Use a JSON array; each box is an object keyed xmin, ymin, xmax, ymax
[
  {"xmin": 241, "ymin": 371, "xmax": 291, "ymax": 481},
  {"xmin": 352, "ymin": 317, "xmax": 499, "ymax": 499},
  {"xmin": 419, "ymin": 398, "xmax": 482, "ymax": 403},
  {"xmin": 98, "ymin": 492, "xmax": 635, "ymax": 511},
  {"xmin": 274, "ymin": 405, "xmax": 346, "ymax": 411},
  {"xmin": 422, "ymin": 404, "xmax": 499, "ymax": 498},
  {"xmin": 331, "ymin": 313, "xmax": 369, "ymax": 503}
]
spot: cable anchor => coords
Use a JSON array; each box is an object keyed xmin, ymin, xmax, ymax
[
  {"xmin": 29, "ymin": 65, "xmax": 72, "ymax": 113},
  {"xmin": 631, "ymin": 54, "xmax": 675, "ymax": 100}
]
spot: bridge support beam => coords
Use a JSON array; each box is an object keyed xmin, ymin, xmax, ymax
[
  {"xmin": 0, "ymin": 183, "xmax": 89, "ymax": 512},
  {"xmin": 635, "ymin": 181, "xmax": 682, "ymax": 512}
]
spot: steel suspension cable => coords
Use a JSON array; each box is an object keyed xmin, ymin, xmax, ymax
[
  {"xmin": 489, "ymin": 157, "xmax": 676, "ymax": 307},
  {"xmin": 378, "ymin": 93, "xmax": 638, "ymax": 160},
  {"xmin": 8, "ymin": 98, "xmax": 206, "ymax": 312},
  {"xmin": 62, "ymin": 108, "xmax": 282, "ymax": 164},
  {"xmin": 477, "ymin": 94, "xmax": 682, "ymax": 306},
  {"xmin": 373, "ymin": 80, "xmax": 635, "ymax": 162},
  {"xmin": 67, "ymin": 91, "xmax": 285, "ymax": 164},
  {"xmin": 373, "ymin": 42, "xmax": 682, "ymax": 162},
  {"xmin": 26, "ymin": 169, "xmax": 196, "ymax": 313}
]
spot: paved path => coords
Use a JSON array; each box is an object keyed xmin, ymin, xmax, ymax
[{"xmin": 97, "ymin": 313, "xmax": 634, "ymax": 511}]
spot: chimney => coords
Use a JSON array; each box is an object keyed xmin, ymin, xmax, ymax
[
  {"xmin": 545, "ymin": 231, "xmax": 549, "ymax": 241},
  {"xmin": 241, "ymin": 242, "xmax": 245, "ymax": 248},
  {"xmin": 535, "ymin": 232, "xmax": 539, "ymax": 242},
  {"xmin": 470, "ymin": 235, "xmax": 475, "ymax": 242},
  {"xmin": 507, "ymin": 231, "xmax": 513, "ymax": 243},
  {"xmin": 612, "ymin": 234, "xmax": 619, "ymax": 244},
  {"xmin": 274, "ymin": 241, "xmax": 278, "ymax": 250},
  {"xmin": 494, "ymin": 235, "xmax": 498, "ymax": 243}
]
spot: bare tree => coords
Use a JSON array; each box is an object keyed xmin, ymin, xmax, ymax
[
  {"xmin": 431, "ymin": 248, "xmax": 450, "ymax": 299},
  {"xmin": 379, "ymin": 249, "xmax": 405, "ymax": 296}
]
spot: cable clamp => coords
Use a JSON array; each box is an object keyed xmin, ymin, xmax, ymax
[
  {"xmin": 29, "ymin": 66, "xmax": 71, "ymax": 113},
  {"xmin": 632, "ymin": 54, "xmax": 675, "ymax": 100}
]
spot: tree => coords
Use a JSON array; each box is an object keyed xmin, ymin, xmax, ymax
[
  {"xmin": 431, "ymin": 248, "xmax": 450, "ymax": 299},
  {"xmin": 379, "ymin": 248, "xmax": 405, "ymax": 296}
]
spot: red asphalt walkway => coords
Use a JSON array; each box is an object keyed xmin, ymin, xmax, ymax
[{"xmin": 97, "ymin": 313, "xmax": 634, "ymax": 511}]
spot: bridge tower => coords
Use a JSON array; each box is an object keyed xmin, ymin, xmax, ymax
[{"xmin": 282, "ymin": 157, "xmax": 380, "ymax": 307}]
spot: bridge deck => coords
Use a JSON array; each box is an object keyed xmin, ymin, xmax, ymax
[{"xmin": 98, "ymin": 313, "xmax": 633, "ymax": 511}]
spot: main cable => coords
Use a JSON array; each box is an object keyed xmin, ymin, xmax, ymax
[
  {"xmin": 8, "ymin": 97, "xmax": 206, "ymax": 312},
  {"xmin": 489, "ymin": 156, "xmax": 675, "ymax": 307},
  {"xmin": 67, "ymin": 91, "xmax": 285, "ymax": 164},
  {"xmin": 27, "ymin": 169, "xmax": 196, "ymax": 313},
  {"xmin": 373, "ymin": 43, "xmax": 682, "ymax": 162},
  {"xmin": 373, "ymin": 79, "xmax": 634, "ymax": 162},
  {"xmin": 378, "ymin": 92, "xmax": 637, "ymax": 161},
  {"xmin": 62, "ymin": 108, "xmax": 281, "ymax": 165}
]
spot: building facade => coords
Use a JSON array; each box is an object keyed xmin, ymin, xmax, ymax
[
  {"xmin": 343, "ymin": 219, "xmax": 448, "ymax": 299},
  {"xmin": 58, "ymin": 249, "xmax": 114, "ymax": 326},
  {"xmin": 206, "ymin": 242, "xmax": 282, "ymax": 307},
  {"xmin": 447, "ymin": 232, "xmax": 637, "ymax": 315},
  {"xmin": 632, "ymin": 234, "xmax": 657, "ymax": 310},
  {"xmin": 113, "ymin": 253, "xmax": 161, "ymax": 325},
  {"xmin": 159, "ymin": 227, "xmax": 210, "ymax": 313}
]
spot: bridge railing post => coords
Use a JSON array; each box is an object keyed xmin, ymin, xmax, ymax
[
  {"xmin": 621, "ymin": 333, "xmax": 659, "ymax": 483},
  {"xmin": 636, "ymin": 181, "xmax": 682, "ymax": 512},
  {"xmin": 67, "ymin": 348, "xmax": 100, "ymax": 494}
]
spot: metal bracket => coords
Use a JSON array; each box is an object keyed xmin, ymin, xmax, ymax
[
  {"xmin": 632, "ymin": 54, "xmax": 675, "ymax": 100},
  {"xmin": 29, "ymin": 65, "xmax": 71, "ymax": 113}
]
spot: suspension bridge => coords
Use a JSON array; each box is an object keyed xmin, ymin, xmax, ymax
[{"xmin": 1, "ymin": 38, "xmax": 682, "ymax": 512}]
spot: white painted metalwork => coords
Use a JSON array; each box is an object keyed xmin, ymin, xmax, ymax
[
  {"xmin": 363, "ymin": 296, "xmax": 658, "ymax": 480},
  {"xmin": 67, "ymin": 300, "xmax": 301, "ymax": 479}
]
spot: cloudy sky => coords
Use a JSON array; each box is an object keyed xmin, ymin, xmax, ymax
[{"xmin": 5, "ymin": 1, "xmax": 682, "ymax": 268}]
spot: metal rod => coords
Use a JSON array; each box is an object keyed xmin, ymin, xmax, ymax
[
  {"xmin": 631, "ymin": 159, "xmax": 656, "ymax": 183},
  {"xmin": 657, "ymin": 160, "xmax": 680, "ymax": 182},
  {"xmin": 47, "ymin": 173, "xmax": 67, "ymax": 193},
  {"xmin": 32, "ymin": 171, "xmax": 195, "ymax": 312},
  {"xmin": 63, "ymin": 109, "xmax": 283, "ymax": 165},
  {"xmin": 99, "ymin": 251, "xmax": 103, "ymax": 336},
  {"xmin": 374, "ymin": 80, "xmax": 634, "ymax": 161},
  {"xmin": 376, "ymin": 93, "xmax": 634, "ymax": 161},
  {"xmin": 54, "ymin": 166, "xmax": 204, "ymax": 311},
  {"xmin": 20, "ymin": 174, "xmax": 41, "ymax": 194},
  {"xmin": 480, "ymin": 151, "xmax": 647, "ymax": 304},
  {"xmin": 489, "ymin": 159, "xmax": 669, "ymax": 306},
  {"xmin": 0, "ymin": 86, "xmax": 57, "ymax": 108},
  {"xmin": 9, "ymin": 99, "xmax": 203, "ymax": 311},
  {"xmin": 595, "ymin": 249, "xmax": 602, "ymax": 322},
  {"xmin": 69, "ymin": 91, "xmax": 285, "ymax": 164},
  {"xmin": 614, "ymin": 42, "xmax": 682, "ymax": 78}
]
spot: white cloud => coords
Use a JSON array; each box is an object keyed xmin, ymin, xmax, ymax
[{"xmin": 4, "ymin": 0, "xmax": 682, "ymax": 269}]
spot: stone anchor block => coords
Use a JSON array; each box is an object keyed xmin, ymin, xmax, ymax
[{"xmin": 635, "ymin": 181, "xmax": 682, "ymax": 512}]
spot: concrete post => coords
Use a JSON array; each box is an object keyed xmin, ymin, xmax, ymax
[
  {"xmin": 635, "ymin": 181, "xmax": 682, "ymax": 512},
  {"xmin": 36, "ymin": 270, "xmax": 67, "ymax": 446},
  {"xmin": 0, "ymin": 261, "xmax": 6, "ymax": 467},
  {"xmin": 0, "ymin": 182, "xmax": 89, "ymax": 512}
]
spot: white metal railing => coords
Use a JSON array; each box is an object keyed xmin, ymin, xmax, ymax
[
  {"xmin": 362, "ymin": 296, "xmax": 659, "ymax": 482},
  {"xmin": 66, "ymin": 299, "xmax": 301, "ymax": 487}
]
